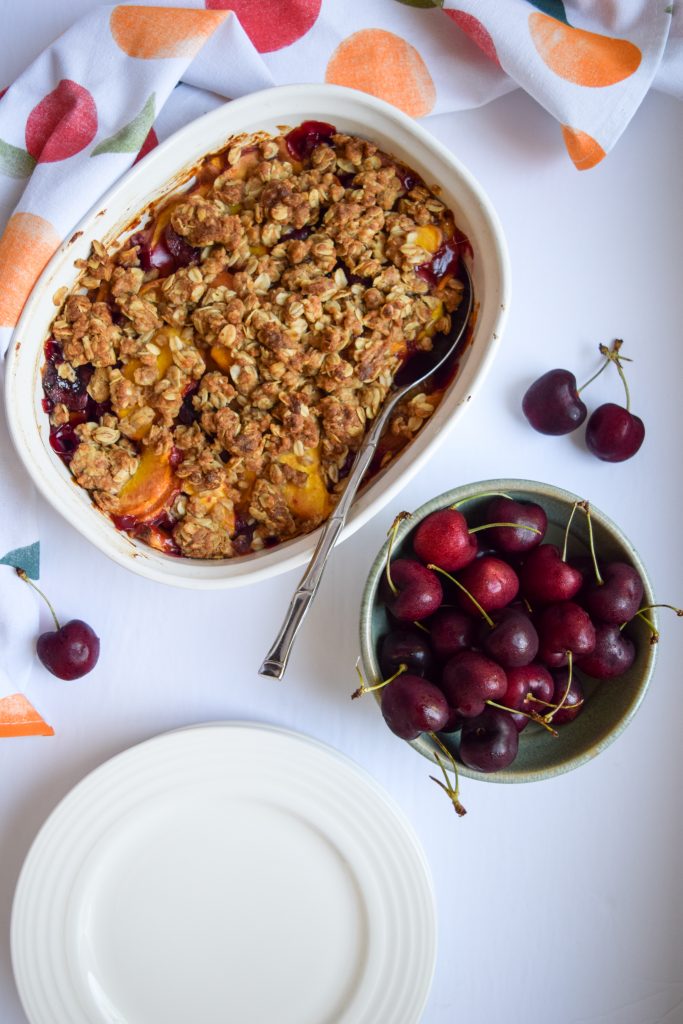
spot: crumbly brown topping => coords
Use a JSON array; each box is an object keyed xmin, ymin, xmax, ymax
[{"xmin": 44, "ymin": 127, "xmax": 466, "ymax": 559}]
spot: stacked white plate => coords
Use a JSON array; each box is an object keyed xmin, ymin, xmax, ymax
[{"xmin": 12, "ymin": 724, "xmax": 436, "ymax": 1024}]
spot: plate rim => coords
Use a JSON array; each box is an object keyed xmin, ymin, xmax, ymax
[{"xmin": 11, "ymin": 721, "xmax": 438, "ymax": 1024}]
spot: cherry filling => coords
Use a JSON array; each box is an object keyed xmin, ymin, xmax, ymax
[
  {"xmin": 285, "ymin": 120, "xmax": 336, "ymax": 161},
  {"xmin": 394, "ymin": 163, "xmax": 424, "ymax": 192},
  {"xmin": 415, "ymin": 227, "xmax": 473, "ymax": 287},
  {"xmin": 233, "ymin": 515, "xmax": 256, "ymax": 556},
  {"xmin": 111, "ymin": 511, "xmax": 181, "ymax": 557},
  {"xmin": 42, "ymin": 349, "xmax": 92, "ymax": 413},
  {"xmin": 49, "ymin": 424, "xmax": 80, "ymax": 462},
  {"xmin": 133, "ymin": 224, "xmax": 199, "ymax": 274}
]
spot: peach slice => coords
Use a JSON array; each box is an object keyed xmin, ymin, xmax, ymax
[
  {"xmin": 116, "ymin": 447, "xmax": 178, "ymax": 521},
  {"xmin": 122, "ymin": 332, "xmax": 176, "ymax": 383},
  {"xmin": 279, "ymin": 447, "xmax": 332, "ymax": 522},
  {"xmin": 209, "ymin": 345, "xmax": 233, "ymax": 373},
  {"xmin": 410, "ymin": 225, "xmax": 442, "ymax": 254}
]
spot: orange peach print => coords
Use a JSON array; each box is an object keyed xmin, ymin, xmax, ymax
[
  {"xmin": 0, "ymin": 212, "xmax": 60, "ymax": 328},
  {"xmin": 561, "ymin": 125, "xmax": 606, "ymax": 170},
  {"xmin": 0, "ymin": 694, "xmax": 54, "ymax": 737},
  {"xmin": 326, "ymin": 29, "xmax": 436, "ymax": 118},
  {"xmin": 529, "ymin": 12, "xmax": 641, "ymax": 88},
  {"xmin": 110, "ymin": 6, "xmax": 227, "ymax": 60}
]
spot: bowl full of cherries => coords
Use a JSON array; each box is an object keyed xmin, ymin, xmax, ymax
[{"xmin": 358, "ymin": 479, "xmax": 662, "ymax": 799}]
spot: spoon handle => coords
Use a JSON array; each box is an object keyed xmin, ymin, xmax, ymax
[{"xmin": 258, "ymin": 391, "xmax": 402, "ymax": 680}]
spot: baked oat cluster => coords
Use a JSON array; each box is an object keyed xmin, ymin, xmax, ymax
[{"xmin": 43, "ymin": 122, "xmax": 467, "ymax": 559}]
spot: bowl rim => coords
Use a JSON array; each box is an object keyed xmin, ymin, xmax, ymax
[
  {"xmin": 358, "ymin": 477, "xmax": 658, "ymax": 784},
  {"xmin": 4, "ymin": 83, "xmax": 511, "ymax": 589}
]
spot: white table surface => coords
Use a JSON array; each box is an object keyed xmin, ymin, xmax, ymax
[{"xmin": 2, "ymin": 5, "xmax": 683, "ymax": 1024}]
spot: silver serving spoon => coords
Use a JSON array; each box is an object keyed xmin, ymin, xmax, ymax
[{"xmin": 259, "ymin": 263, "xmax": 473, "ymax": 680}]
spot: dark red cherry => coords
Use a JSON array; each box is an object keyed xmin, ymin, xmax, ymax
[
  {"xmin": 519, "ymin": 544, "xmax": 583, "ymax": 605},
  {"xmin": 455, "ymin": 556, "xmax": 519, "ymax": 615},
  {"xmin": 585, "ymin": 403, "xmax": 645, "ymax": 462},
  {"xmin": 484, "ymin": 497, "xmax": 547, "ymax": 553},
  {"xmin": 380, "ymin": 674, "xmax": 449, "ymax": 740},
  {"xmin": 413, "ymin": 508, "xmax": 478, "ymax": 571},
  {"xmin": 49, "ymin": 423, "xmax": 80, "ymax": 463},
  {"xmin": 37, "ymin": 619, "xmax": 100, "ymax": 680},
  {"xmin": 522, "ymin": 369, "xmax": 587, "ymax": 435},
  {"xmin": 459, "ymin": 708, "xmax": 519, "ymax": 773},
  {"xmin": 500, "ymin": 663, "xmax": 554, "ymax": 731},
  {"xmin": 578, "ymin": 623, "xmax": 636, "ymax": 679},
  {"xmin": 428, "ymin": 607, "xmax": 476, "ymax": 661},
  {"xmin": 582, "ymin": 562, "xmax": 644, "ymax": 625},
  {"xmin": 379, "ymin": 628, "xmax": 434, "ymax": 678},
  {"xmin": 481, "ymin": 608, "xmax": 539, "ymax": 668},
  {"xmin": 549, "ymin": 668, "xmax": 585, "ymax": 724},
  {"xmin": 441, "ymin": 650, "xmax": 507, "ymax": 718},
  {"xmin": 537, "ymin": 601, "xmax": 596, "ymax": 668},
  {"xmin": 285, "ymin": 120, "xmax": 336, "ymax": 161},
  {"xmin": 164, "ymin": 224, "xmax": 200, "ymax": 267},
  {"xmin": 385, "ymin": 560, "xmax": 443, "ymax": 621}
]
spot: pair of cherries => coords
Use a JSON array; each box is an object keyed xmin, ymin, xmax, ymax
[
  {"xmin": 356, "ymin": 492, "xmax": 663, "ymax": 813},
  {"xmin": 522, "ymin": 340, "xmax": 644, "ymax": 462}
]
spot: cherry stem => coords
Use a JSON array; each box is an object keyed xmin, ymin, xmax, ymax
[
  {"xmin": 600, "ymin": 340, "xmax": 632, "ymax": 412},
  {"xmin": 412, "ymin": 620, "xmax": 430, "ymax": 635},
  {"xmin": 620, "ymin": 603, "xmax": 683, "ymax": 645},
  {"xmin": 428, "ymin": 732, "xmax": 466, "ymax": 817},
  {"xmin": 544, "ymin": 651, "xmax": 572, "ymax": 723},
  {"xmin": 427, "ymin": 564, "xmax": 494, "ymax": 627},
  {"xmin": 561, "ymin": 502, "xmax": 580, "ymax": 563},
  {"xmin": 635, "ymin": 603, "xmax": 683, "ymax": 617},
  {"xmin": 385, "ymin": 511, "xmax": 411, "ymax": 596},
  {"xmin": 468, "ymin": 522, "xmax": 541, "ymax": 536},
  {"xmin": 16, "ymin": 568, "xmax": 60, "ymax": 631},
  {"xmin": 528, "ymin": 692, "xmax": 585, "ymax": 713},
  {"xmin": 577, "ymin": 355, "xmax": 611, "ymax": 394},
  {"xmin": 578, "ymin": 500, "xmax": 604, "ymax": 586},
  {"xmin": 351, "ymin": 661, "xmax": 407, "ymax": 700},
  {"xmin": 452, "ymin": 491, "xmax": 512, "ymax": 509},
  {"xmin": 485, "ymin": 699, "xmax": 558, "ymax": 737}
]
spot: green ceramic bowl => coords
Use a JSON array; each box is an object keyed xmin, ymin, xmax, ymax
[{"xmin": 359, "ymin": 479, "xmax": 657, "ymax": 783}]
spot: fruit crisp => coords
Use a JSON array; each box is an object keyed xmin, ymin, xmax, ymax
[{"xmin": 42, "ymin": 121, "xmax": 469, "ymax": 559}]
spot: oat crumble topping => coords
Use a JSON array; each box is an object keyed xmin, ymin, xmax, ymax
[{"xmin": 43, "ymin": 121, "xmax": 468, "ymax": 559}]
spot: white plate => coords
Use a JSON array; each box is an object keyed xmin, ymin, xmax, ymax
[{"xmin": 12, "ymin": 723, "xmax": 436, "ymax": 1024}]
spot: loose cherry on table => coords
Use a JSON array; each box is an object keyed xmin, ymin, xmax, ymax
[
  {"xmin": 522, "ymin": 368, "xmax": 588, "ymax": 435},
  {"xmin": 17, "ymin": 569, "xmax": 100, "ymax": 680},
  {"xmin": 522, "ymin": 339, "xmax": 645, "ymax": 463},
  {"xmin": 586, "ymin": 403, "xmax": 645, "ymax": 462},
  {"xmin": 585, "ymin": 341, "xmax": 644, "ymax": 462}
]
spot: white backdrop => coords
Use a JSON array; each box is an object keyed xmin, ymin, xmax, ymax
[{"xmin": 1, "ymin": 3, "xmax": 683, "ymax": 1023}]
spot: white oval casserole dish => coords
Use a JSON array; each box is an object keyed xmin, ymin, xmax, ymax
[{"xmin": 5, "ymin": 84, "xmax": 510, "ymax": 589}]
